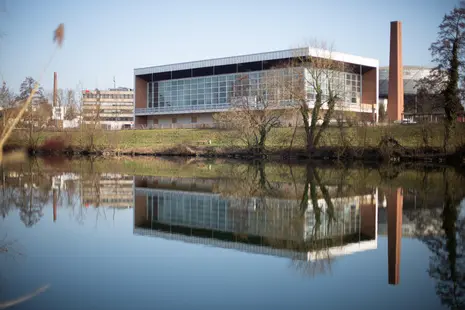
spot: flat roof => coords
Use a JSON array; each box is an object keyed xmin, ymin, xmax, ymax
[
  {"xmin": 134, "ymin": 47, "xmax": 379, "ymax": 76},
  {"xmin": 379, "ymin": 65, "xmax": 432, "ymax": 70},
  {"xmin": 82, "ymin": 89, "xmax": 133, "ymax": 94}
]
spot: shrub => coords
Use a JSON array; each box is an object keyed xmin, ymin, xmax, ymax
[{"xmin": 40, "ymin": 137, "xmax": 67, "ymax": 153}]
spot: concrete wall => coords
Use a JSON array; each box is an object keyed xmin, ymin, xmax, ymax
[{"xmin": 134, "ymin": 113, "xmax": 215, "ymax": 128}]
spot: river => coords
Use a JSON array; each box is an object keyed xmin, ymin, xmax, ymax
[{"xmin": 0, "ymin": 157, "xmax": 464, "ymax": 309}]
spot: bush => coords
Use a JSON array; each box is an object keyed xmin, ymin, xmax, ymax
[{"xmin": 40, "ymin": 137, "xmax": 67, "ymax": 153}]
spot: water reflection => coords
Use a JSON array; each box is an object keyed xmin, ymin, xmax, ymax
[
  {"xmin": 133, "ymin": 163, "xmax": 379, "ymax": 277},
  {"xmin": 418, "ymin": 171, "xmax": 465, "ymax": 309},
  {"xmin": 387, "ymin": 188, "xmax": 402, "ymax": 285},
  {"xmin": 0, "ymin": 162, "xmax": 49, "ymax": 227},
  {"xmin": 1, "ymin": 158, "xmax": 465, "ymax": 309},
  {"xmin": 0, "ymin": 161, "xmax": 134, "ymax": 227}
]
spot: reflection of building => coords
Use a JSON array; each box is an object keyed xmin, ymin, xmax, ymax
[
  {"xmin": 378, "ymin": 205, "xmax": 443, "ymax": 237},
  {"xmin": 52, "ymin": 173, "xmax": 80, "ymax": 190},
  {"xmin": 82, "ymin": 87, "xmax": 134, "ymax": 129},
  {"xmin": 133, "ymin": 176, "xmax": 378, "ymax": 260},
  {"xmin": 134, "ymin": 47, "xmax": 379, "ymax": 128},
  {"xmin": 81, "ymin": 174, "xmax": 134, "ymax": 208}
]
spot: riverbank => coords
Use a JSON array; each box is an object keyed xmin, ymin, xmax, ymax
[{"xmin": 3, "ymin": 124, "xmax": 465, "ymax": 164}]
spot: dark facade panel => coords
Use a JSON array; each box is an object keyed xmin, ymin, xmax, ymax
[
  {"xmin": 237, "ymin": 61, "xmax": 262, "ymax": 72},
  {"xmin": 214, "ymin": 64, "xmax": 237, "ymax": 75},
  {"xmin": 192, "ymin": 66, "xmax": 214, "ymax": 77},
  {"xmin": 137, "ymin": 74, "xmax": 151, "ymax": 82},
  {"xmin": 262, "ymin": 58, "xmax": 291, "ymax": 70},
  {"xmin": 172, "ymin": 69, "xmax": 192, "ymax": 80},
  {"xmin": 344, "ymin": 63, "xmax": 362, "ymax": 74},
  {"xmin": 152, "ymin": 72, "xmax": 171, "ymax": 82}
]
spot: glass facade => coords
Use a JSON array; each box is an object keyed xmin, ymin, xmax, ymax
[
  {"xmin": 146, "ymin": 68, "xmax": 362, "ymax": 113},
  {"xmin": 146, "ymin": 190, "xmax": 298, "ymax": 235},
  {"xmin": 147, "ymin": 68, "xmax": 302, "ymax": 112},
  {"xmin": 144, "ymin": 190, "xmax": 363, "ymax": 241},
  {"xmin": 346, "ymin": 73, "xmax": 361, "ymax": 103},
  {"xmin": 305, "ymin": 70, "xmax": 361, "ymax": 104}
]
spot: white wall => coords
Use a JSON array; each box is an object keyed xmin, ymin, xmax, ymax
[{"xmin": 148, "ymin": 113, "xmax": 214, "ymax": 128}]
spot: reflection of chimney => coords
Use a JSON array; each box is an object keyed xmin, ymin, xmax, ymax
[
  {"xmin": 53, "ymin": 72, "xmax": 58, "ymax": 107},
  {"xmin": 387, "ymin": 187, "xmax": 403, "ymax": 285},
  {"xmin": 53, "ymin": 188, "xmax": 58, "ymax": 222}
]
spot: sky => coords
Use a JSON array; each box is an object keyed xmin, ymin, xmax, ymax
[{"xmin": 0, "ymin": 0, "xmax": 459, "ymax": 94}]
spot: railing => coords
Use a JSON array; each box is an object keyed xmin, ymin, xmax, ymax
[
  {"xmin": 135, "ymin": 104, "xmax": 230, "ymax": 115},
  {"xmin": 135, "ymin": 102, "xmax": 375, "ymax": 115}
]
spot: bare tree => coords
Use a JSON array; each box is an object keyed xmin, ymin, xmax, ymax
[
  {"xmin": 215, "ymin": 70, "xmax": 289, "ymax": 154},
  {"xmin": 79, "ymin": 89, "xmax": 102, "ymax": 152},
  {"xmin": 283, "ymin": 42, "xmax": 350, "ymax": 153},
  {"xmin": 19, "ymin": 99, "xmax": 52, "ymax": 151},
  {"xmin": 0, "ymin": 82, "xmax": 16, "ymax": 136},
  {"xmin": 0, "ymin": 24, "xmax": 64, "ymax": 162}
]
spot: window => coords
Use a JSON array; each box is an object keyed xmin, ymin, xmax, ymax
[
  {"xmin": 153, "ymin": 118, "xmax": 158, "ymax": 125},
  {"xmin": 172, "ymin": 117, "xmax": 177, "ymax": 124},
  {"xmin": 191, "ymin": 116, "xmax": 197, "ymax": 123}
]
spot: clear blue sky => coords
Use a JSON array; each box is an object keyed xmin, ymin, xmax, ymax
[{"xmin": 0, "ymin": 0, "xmax": 458, "ymax": 94}]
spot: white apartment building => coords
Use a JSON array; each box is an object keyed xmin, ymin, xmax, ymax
[{"xmin": 82, "ymin": 87, "xmax": 134, "ymax": 129}]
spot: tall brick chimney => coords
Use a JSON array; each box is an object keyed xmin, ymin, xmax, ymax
[{"xmin": 387, "ymin": 21, "xmax": 404, "ymax": 121}]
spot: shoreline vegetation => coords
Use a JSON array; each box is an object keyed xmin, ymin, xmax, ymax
[{"xmin": 2, "ymin": 124, "xmax": 465, "ymax": 164}]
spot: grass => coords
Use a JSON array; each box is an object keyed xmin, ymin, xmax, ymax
[{"xmin": 5, "ymin": 123, "xmax": 465, "ymax": 157}]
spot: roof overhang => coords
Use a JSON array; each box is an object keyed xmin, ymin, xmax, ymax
[{"xmin": 134, "ymin": 47, "xmax": 379, "ymax": 76}]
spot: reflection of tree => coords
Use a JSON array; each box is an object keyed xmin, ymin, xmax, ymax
[
  {"xmin": 290, "ymin": 241, "xmax": 333, "ymax": 278},
  {"xmin": 0, "ymin": 165, "xmax": 15, "ymax": 218},
  {"xmin": 420, "ymin": 170, "xmax": 465, "ymax": 309},
  {"xmin": 13, "ymin": 181, "xmax": 49, "ymax": 228},
  {"xmin": 1, "ymin": 160, "xmax": 50, "ymax": 227},
  {"xmin": 267, "ymin": 163, "xmax": 352, "ymax": 277},
  {"xmin": 220, "ymin": 161, "xmax": 282, "ymax": 209}
]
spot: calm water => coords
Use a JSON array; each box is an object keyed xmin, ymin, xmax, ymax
[{"xmin": 0, "ymin": 158, "xmax": 464, "ymax": 310}]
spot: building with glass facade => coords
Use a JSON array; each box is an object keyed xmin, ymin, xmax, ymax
[{"xmin": 134, "ymin": 47, "xmax": 379, "ymax": 128}]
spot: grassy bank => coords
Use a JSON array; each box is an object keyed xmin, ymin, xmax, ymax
[{"xmin": 4, "ymin": 123, "xmax": 465, "ymax": 161}]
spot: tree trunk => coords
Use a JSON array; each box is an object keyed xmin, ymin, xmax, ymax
[
  {"xmin": 443, "ymin": 121, "xmax": 452, "ymax": 153},
  {"xmin": 258, "ymin": 127, "xmax": 267, "ymax": 155},
  {"xmin": 300, "ymin": 104, "xmax": 313, "ymax": 153},
  {"xmin": 308, "ymin": 93, "xmax": 323, "ymax": 152},
  {"xmin": 314, "ymin": 95, "xmax": 337, "ymax": 147}
]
